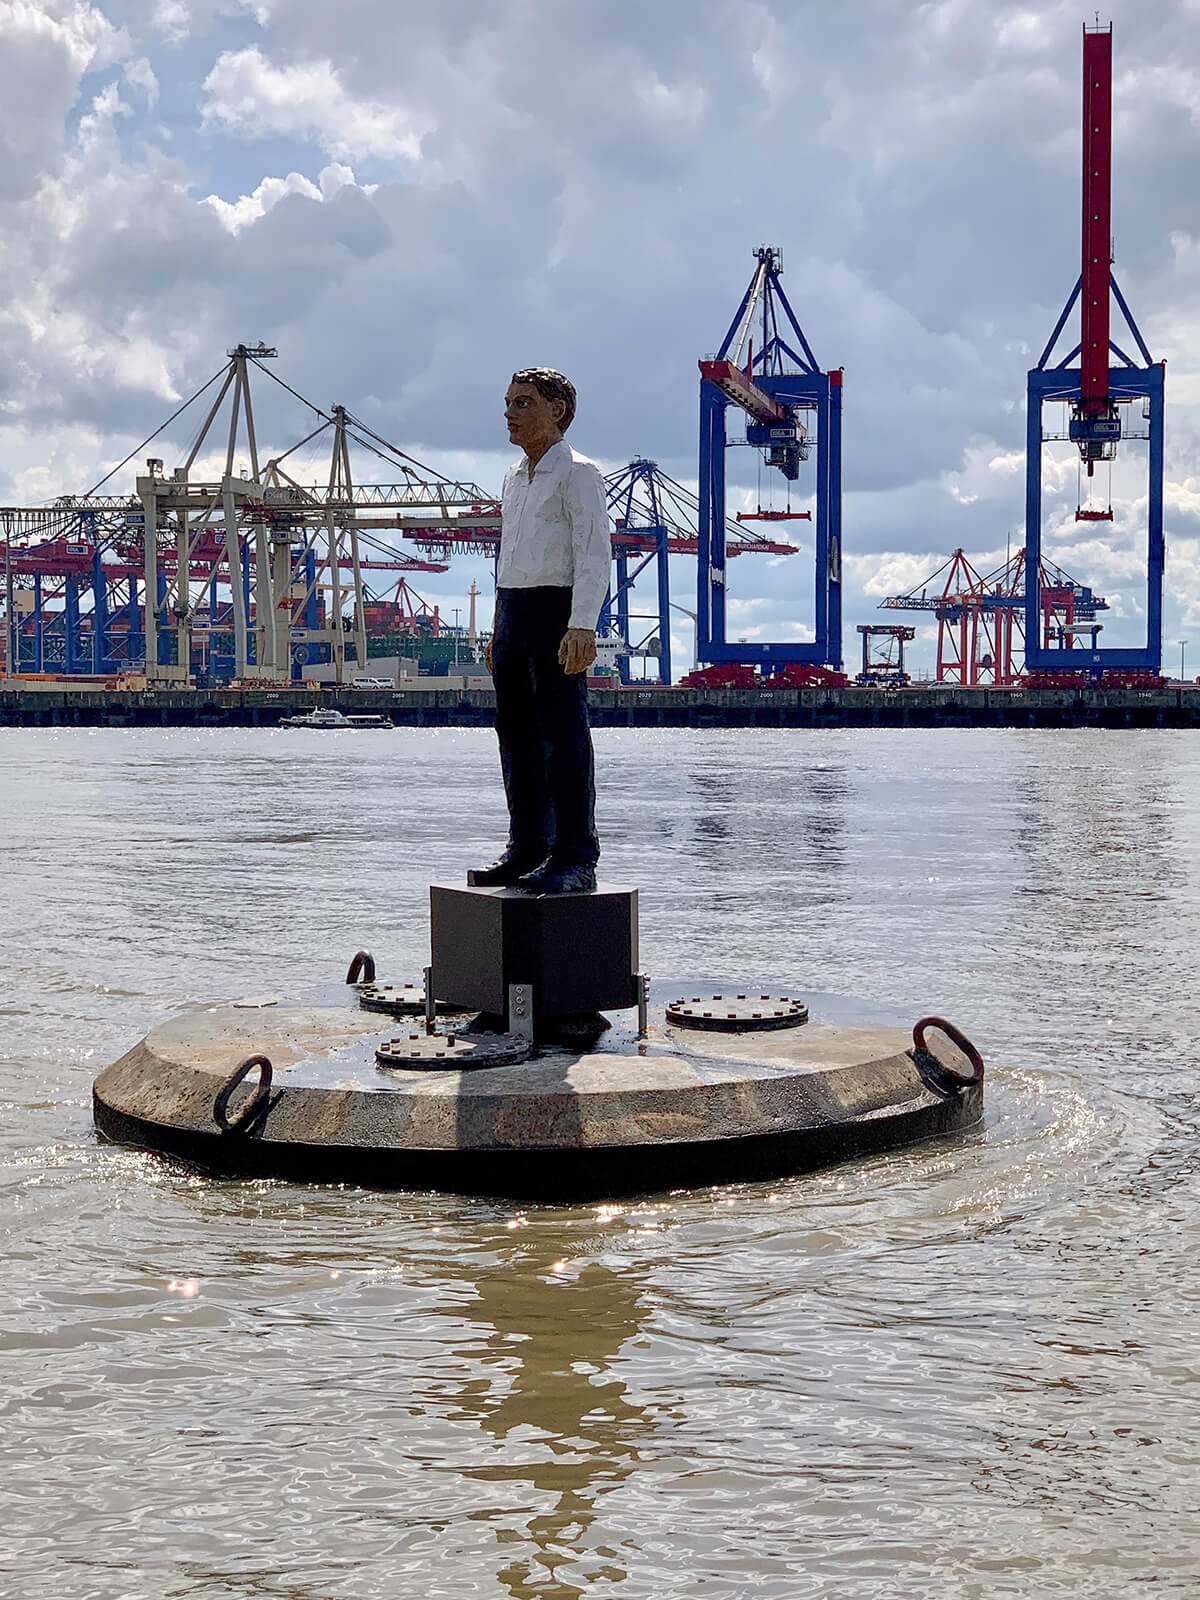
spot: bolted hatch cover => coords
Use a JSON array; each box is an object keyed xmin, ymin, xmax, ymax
[
  {"xmin": 665, "ymin": 993, "xmax": 809, "ymax": 1032},
  {"xmin": 375, "ymin": 1030, "xmax": 532, "ymax": 1071},
  {"xmin": 359, "ymin": 983, "xmax": 463, "ymax": 1018}
]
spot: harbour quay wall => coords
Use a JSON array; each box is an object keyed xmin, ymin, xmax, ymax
[{"xmin": 3, "ymin": 683, "xmax": 1200, "ymax": 729}]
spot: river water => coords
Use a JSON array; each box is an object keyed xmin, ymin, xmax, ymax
[{"xmin": 1, "ymin": 727, "xmax": 1198, "ymax": 1598}]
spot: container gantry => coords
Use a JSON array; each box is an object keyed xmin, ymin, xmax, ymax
[
  {"xmin": 601, "ymin": 459, "xmax": 672, "ymax": 685},
  {"xmin": 597, "ymin": 458, "xmax": 799, "ymax": 685},
  {"xmin": 0, "ymin": 491, "xmax": 445, "ymax": 681},
  {"xmin": 0, "ymin": 350, "xmax": 487, "ymax": 683},
  {"xmin": 1023, "ymin": 22, "xmax": 1165, "ymax": 677},
  {"xmin": 697, "ymin": 246, "xmax": 843, "ymax": 673},
  {"xmin": 880, "ymin": 547, "xmax": 1108, "ymax": 685}
]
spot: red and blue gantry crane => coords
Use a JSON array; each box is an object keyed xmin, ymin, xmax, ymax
[
  {"xmin": 696, "ymin": 246, "xmax": 844, "ymax": 681},
  {"xmin": 1024, "ymin": 21, "xmax": 1165, "ymax": 680},
  {"xmin": 598, "ymin": 458, "xmax": 798, "ymax": 685},
  {"xmin": 856, "ymin": 625, "xmax": 915, "ymax": 686},
  {"xmin": 880, "ymin": 547, "xmax": 1109, "ymax": 685}
]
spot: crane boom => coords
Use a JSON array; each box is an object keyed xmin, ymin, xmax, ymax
[
  {"xmin": 1071, "ymin": 22, "xmax": 1120, "ymax": 472},
  {"xmin": 697, "ymin": 359, "xmax": 792, "ymax": 427},
  {"xmin": 1080, "ymin": 24, "xmax": 1113, "ymax": 409}
]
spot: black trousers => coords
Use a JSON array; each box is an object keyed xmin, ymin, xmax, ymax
[{"xmin": 492, "ymin": 587, "xmax": 599, "ymax": 867}]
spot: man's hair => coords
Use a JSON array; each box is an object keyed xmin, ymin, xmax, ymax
[{"xmin": 511, "ymin": 367, "xmax": 576, "ymax": 432}]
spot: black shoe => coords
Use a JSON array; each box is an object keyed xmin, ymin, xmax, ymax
[
  {"xmin": 515, "ymin": 860, "xmax": 597, "ymax": 895},
  {"xmin": 467, "ymin": 852, "xmax": 543, "ymax": 887}
]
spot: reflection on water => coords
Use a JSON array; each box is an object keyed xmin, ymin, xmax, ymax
[
  {"xmin": 2, "ymin": 727, "xmax": 1200, "ymax": 1598},
  {"xmin": 462, "ymin": 1241, "xmax": 648, "ymax": 1596}
]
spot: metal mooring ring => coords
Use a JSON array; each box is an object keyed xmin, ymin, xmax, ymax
[
  {"xmin": 345, "ymin": 950, "xmax": 376, "ymax": 985},
  {"xmin": 912, "ymin": 1017, "xmax": 984, "ymax": 1085},
  {"xmin": 213, "ymin": 1054, "xmax": 274, "ymax": 1133}
]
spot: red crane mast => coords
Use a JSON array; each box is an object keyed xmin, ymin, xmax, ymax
[{"xmin": 1080, "ymin": 25, "xmax": 1113, "ymax": 433}]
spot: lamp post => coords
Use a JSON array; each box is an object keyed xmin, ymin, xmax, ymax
[{"xmin": 1177, "ymin": 639, "xmax": 1187, "ymax": 683}]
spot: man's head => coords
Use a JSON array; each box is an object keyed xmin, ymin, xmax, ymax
[{"xmin": 505, "ymin": 368, "xmax": 576, "ymax": 458}]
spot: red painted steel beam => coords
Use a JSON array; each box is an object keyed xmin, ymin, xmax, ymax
[
  {"xmin": 1081, "ymin": 24, "xmax": 1113, "ymax": 409},
  {"xmin": 698, "ymin": 359, "xmax": 794, "ymax": 427}
]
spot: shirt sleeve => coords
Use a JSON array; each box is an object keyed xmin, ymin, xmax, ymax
[
  {"xmin": 564, "ymin": 459, "xmax": 611, "ymax": 630},
  {"xmin": 497, "ymin": 464, "xmax": 515, "ymax": 576}
]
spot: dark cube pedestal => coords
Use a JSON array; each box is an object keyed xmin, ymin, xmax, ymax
[{"xmin": 430, "ymin": 885, "xmax": 638, "ymax": 1019}]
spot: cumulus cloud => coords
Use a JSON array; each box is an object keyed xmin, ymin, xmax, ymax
[
  {"xmin": 122, "ymin": 52, "xmax": 158, "ymax": 104},
  {"xmin": 204, "ymin": 162, "xmax": 370, "ymax": 231},
  {"xmin": 202, "ymin": 45, "xmax": 425, "ymax": 162},
  {"xmin": 0, "ymin": 0, "xmax": 129, "ymax": 198}
]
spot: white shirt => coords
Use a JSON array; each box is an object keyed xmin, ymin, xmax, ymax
[{"xmin": 498, "ymin": 440, "xmax": 611, "ymax": 631}]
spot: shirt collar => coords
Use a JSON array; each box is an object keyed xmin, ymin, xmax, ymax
[{"xmin": 526, "ymin": 438, "xmax": 569, "ymax": 476}]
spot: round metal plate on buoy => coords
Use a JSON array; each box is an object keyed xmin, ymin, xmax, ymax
[
  {"xmin": 665, "ymin": 993, "xmax": 809, "ymax": 1032},
  {"xmin": 374, "ymin": 1030, "xmax": 532, "ymax": 1071},
  {"xmin": 358, "ymin": 983, "xmax": 464, "ymax": 1018}
]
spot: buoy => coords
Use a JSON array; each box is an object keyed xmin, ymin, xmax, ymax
[{"xmin": 92, "ymin": 884, "xmax": 984, "ymax": 1200}]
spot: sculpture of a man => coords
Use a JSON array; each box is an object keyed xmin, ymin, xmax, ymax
[{"xmin": 469, "ymin": 368, "xmax": 611, "ymax": 894}]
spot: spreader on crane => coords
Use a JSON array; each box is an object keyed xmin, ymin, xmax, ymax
[
  {"xmin": 697, "ymin": 247, "xmax": 844, "ymax": 674},
  {"xmin": 1023, "ymin": 22, "xmax": 1165, "ymax": 677}
]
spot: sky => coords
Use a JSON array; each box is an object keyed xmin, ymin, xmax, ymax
[{"xmin": 2, "ymin": 0, "xmax": 1199, "ymax": 675}]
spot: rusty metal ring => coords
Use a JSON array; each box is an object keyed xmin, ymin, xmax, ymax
[
  {"xmin": 345, "ymin": 950, "xmax": 376, "ymax": 985},
  {"xmin": 213, "ymin": 1054, "xmax": 274, "ymax": 1133},
  {"xmin": 912, "ymin": 1016, "xmax": 984, "ymax": 1085}
]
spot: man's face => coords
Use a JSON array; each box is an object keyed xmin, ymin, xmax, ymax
[{"xmin": 504, "ymin": 382, "xmax": 563, "ymax": 452}]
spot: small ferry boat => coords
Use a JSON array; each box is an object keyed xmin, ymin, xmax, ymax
[{"xmin": 280, "ymin": 708, "xmax": 393, "ymax": 730}]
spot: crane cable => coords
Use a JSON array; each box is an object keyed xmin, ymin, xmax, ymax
[{"xmin": 82, "ymin": 363, "xmax": 229, "ymax": 498}]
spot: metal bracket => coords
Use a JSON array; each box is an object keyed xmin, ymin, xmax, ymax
[
  {"xmin": 423, "ymin": 964, "xmax": 436, "ymax": 1035},
  {"xmin": 636, "ymin": 972, "xmax": 650, "ymax": 1039},
  {"xmin": 507, "ymin": 982, "xmax": 534, "ymax": 1044}
]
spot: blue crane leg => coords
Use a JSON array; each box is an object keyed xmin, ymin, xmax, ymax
[
  {"xmin": 65, "ymin": 576, "xmax": 80, "ymax": 674},
  {"xmin": 1024, "ymin": 369, "xmax": 1045, "ymax": 659},
  {"xmin": 33, "ymin": 573, "xmax": 43, "ymax": 672},
  {"xmin": 1147, "ymin": 365, "xmax": 1165, "ymax": 671},
  {"xmin": 92, "ymin": 548, "xmax": 108, "ymax": 673},
  {"xmin": 656, "ymin": 528, "xmax": 672, "ymax": 686},
  {"xmin": 616, "ymin": 553, "xmax": 631, "ymax": 685}
]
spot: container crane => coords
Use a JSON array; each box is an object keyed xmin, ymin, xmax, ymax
[
  {"xmin": 1023, "ymin": 22, "xmax": 1165, "ymax": 679},
  {"xmin": 0, "ymin": 514, "xmax": 445, "ymax": 680},
  {"xmin": 880, "ymin": 548, "xmax": 1109, "ymax": 685},
  {"xmin": 2, "ymin": 348, "xmax": 805, "ymax": 685},
  {"xmin": 697, "ymin": 246, "xmax": 844, "ymax": 678},
  {"xmin": 598, "ymin": 458, "xmax": 800, "ymax": 686},
  {"xmin": 0, "ymin": 350, "xmax": 483, "ymax": 683}
]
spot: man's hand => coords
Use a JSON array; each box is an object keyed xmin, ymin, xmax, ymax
[
  {"xmin": 484, "ymin": 638, "xmax": 493, "ymax": 673},
  {"xmin": 558, "ymin": 628, "xmax": 596, "ymax": 675}
]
